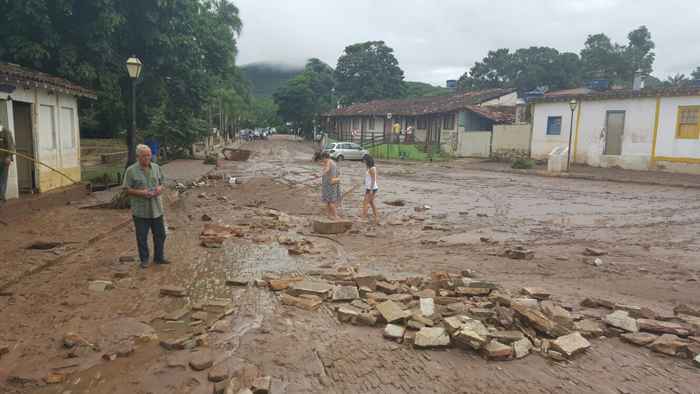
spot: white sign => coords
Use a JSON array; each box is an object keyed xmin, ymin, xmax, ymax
[{"xmin": 387, "ymin": 113, "xmax": 392, "ymax": 119}]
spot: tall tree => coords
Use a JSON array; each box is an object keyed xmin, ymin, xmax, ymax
[
  {"xmin": 334, "ymin": 41, "xmax": 404, "ymax": 104},
  {"xmin": 273, "ymin": 58, "xmax": 336, "ymax": 135},
  {"xmin": 457, "ymin": 47, "xmax": 581, "ymax": 92},
  {"xmin": 692, "ymin": 67, "xmax": 700, "ymax": 80},
  {"xmin": 625, "ymin": 25, "xmax": 655, "ymax": 77},
  {"xmin": 0, "ymin": 0, "xmax": 249, "ymax": 153}
]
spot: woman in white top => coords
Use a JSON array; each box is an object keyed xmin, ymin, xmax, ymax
[{"xmin": 360, "ymin": 155, "xmax": 379, "ymax": 224}]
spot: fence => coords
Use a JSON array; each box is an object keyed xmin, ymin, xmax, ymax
[{"xmin": 326, "ymin": 131, "xmax": 443, "ymax": 161}]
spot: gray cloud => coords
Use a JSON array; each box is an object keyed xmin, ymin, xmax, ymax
[{"xmin": 235, "ymin": 0, "xmax": 700, "ymax": 85}]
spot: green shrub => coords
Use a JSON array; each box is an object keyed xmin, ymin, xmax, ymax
[{"xmin": 511, "ymin": 158, "xmax": 535, "ymax": 169}]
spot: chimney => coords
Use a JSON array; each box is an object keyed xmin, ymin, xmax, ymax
[{"xmin": 633, "ymin": 69, "xmax": 645, "ymax": 91}]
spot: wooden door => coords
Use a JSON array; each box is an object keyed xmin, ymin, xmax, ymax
[
  {"xmin": 604, "ymin": 111, "xmax": 625, "ymax": 155},
  {"xmin": 12, "ymin": 102, "xmax": 36, "ymax": 192}
]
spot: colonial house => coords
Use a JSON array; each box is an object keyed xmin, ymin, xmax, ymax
[
  {"xmin": 323, "ymin": 89, "xmax": 526, "ymax": 157},
  {"xmin": 0, "ymin": 62, "xmax": 96, "ymax": 200},
  {"xmin": 530, "ymin": 84, "xmax": 700, "ymax": 173}
]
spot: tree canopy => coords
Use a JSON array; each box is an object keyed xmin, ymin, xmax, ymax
[
  {"xmin": 273, "ymin": 58, "xmax": 335, "ymax": 135},
  {"xmin": 334, "ymin": 41, "xmax": 404, "ymax": 104},
  {"xmin": 458, "ymin": 26, "xmax": 658, "ymax": 92},
  {"xmin": 0, "ymin": 0, "xmax": 249, "ymax": 152}
]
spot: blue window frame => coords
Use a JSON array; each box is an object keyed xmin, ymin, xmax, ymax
[{"xmin": 546, "ymin": 116, "xmax": 562, "ymax": 135}]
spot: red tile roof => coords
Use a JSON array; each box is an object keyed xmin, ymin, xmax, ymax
[
  {"xmin": 0, "ymin": 62, "xmax": 97, "ymax": 99},
  {"xmin": 465, "ymin": 105, "xmax": 516, "ymax": 123},
  {"xmin": 326, "ymin": 89, "xmax": 515, "ymax": 120}
]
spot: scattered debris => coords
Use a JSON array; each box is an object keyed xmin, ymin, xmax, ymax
[
  {"xmin": 189, "ymin": 350, "xmax": 214, "ymax": 371},
  {"xmin": 384, "ymin": 324, "xmax": 406, "ymax": 341},
  {"xmin": 280, "ymin": 293, "xmax": 322, "ymax": 311},
  {"xmin": 583, "ymin": 247, "xmax": 607, "ymax": 256},
  {"xmin": 44, "ymin": 372, "xmax": 65, "ymax": 384},
  {"xmin": 384, "ymin": 199, "xmax": 406, "ymax": 207},
  {"xmin": 604, "ymin": 310, "xmax": 639, "ymax": 333},
  {"xmin": 550, "ymin": 332, "xmax": 591, "ymax": 358},
  {"xmin": 201, "ymin": 214, "xmax": 213, "ymax": 222},
  {"xmin": 312, "ymin": 219, "xmax": 352, "ymax": 234},
  {"xmin": 200, "ymin": 223, "xmax": 243, "ymax": 248},
  {"xmin": 160, "ymin": 286, "xmax": 188, "ymax": 297},
  {"xmin": 88, "ymin": 280, "xmax": 114, "ymax": 292},
  {"xmin": 621, "ymin": 332, "xmax": 658, "ymax": 346},
  {"xmin": 26, "ymin": 241, "xmax": 64, "ymax": 250},
  {"xmin": 414, "ymin": 327, "xmax": 450, "ymax": 348},
  {"xmin": 649, "ymin": 334, "xmax": 688, "ymax": 356},
  {"xmin": 503, "ymin": 247, "xmax": 534, "ymax": 260},
  {"xmin": 414, "ymin": 205, "xmax": 431, "ymax": 212}
]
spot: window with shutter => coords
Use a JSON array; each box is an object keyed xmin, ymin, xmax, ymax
[{"xmin": 676, "ymin": 106, "xmax": 700, "ymax": 139}]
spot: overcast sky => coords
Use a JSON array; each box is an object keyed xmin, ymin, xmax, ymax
[{"xmin": 235, "ymin": 0, "xmax": 699, "ymax": 86}]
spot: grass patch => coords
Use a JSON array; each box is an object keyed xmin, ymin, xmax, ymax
[
  {"xmin": 82, "ymin": 163, "xmax": 125, "ymax": 185},
  {"xmin": 511, "ymin": 158, "xmax": 535, "ymax": 169},
  {"xmin": 368, "ymin": 144, "xmax": 448, "ymax": 161}
]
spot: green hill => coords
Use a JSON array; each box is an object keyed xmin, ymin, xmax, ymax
[{"xmin": 241, "ymin": 62, "xmax": 304, "ymax": 97}]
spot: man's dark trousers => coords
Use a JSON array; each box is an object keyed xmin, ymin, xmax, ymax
[{"xmin": 133, "ymin": 216, "xmax": 166, "ymax": 263}]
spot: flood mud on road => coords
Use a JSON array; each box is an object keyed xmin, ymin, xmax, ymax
[{"xmin": 1, "ymin": 136, "xmax": 699, "ymax": 394}]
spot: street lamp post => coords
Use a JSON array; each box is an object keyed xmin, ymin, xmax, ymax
[
  {"xmin": 126, "ymin": 56, "xmax": 143, "ymax": 166},
  {"xmin": 567, "ymin": 99, "xmax": 577, "ymax": 171}
]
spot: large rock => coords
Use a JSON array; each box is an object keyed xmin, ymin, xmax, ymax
[
  {"xmin": 649, "ymin": 334, "xmax": 689, "ymax": 356},
  {"xmin": 455, "ymin": 287, "xmax": 491, "ymax": 296},
  {"xmin": 489, "ymin": 330, "xmax": 524, "ymax": 344},
  {"xmin": 252, "ymin": 376, "xmax": 272, "ymax": 394},
  {"xmin": 574, "ymin": 319, "xmax": 604, "ymax": 338},
  {"xmin": 695, "ymin": 355, "xmax": 700, "ymax": 367},
  {"xmin": 208, "ymin": 364, "xmax": 230, "ymax": 382},
  {"xmin": 414, "ymin": 327, "xmax": 451, "ymax": 348},
  {"xmin": 376, "ymin": 281, "xmax": 399, "ymax": 294},
  {"xmin": 604, "ymin": 310, "xmax": 639, "ymax": 333},
  {"xmin": 452, "ymin": 319, "xmax": 490, "ymax": 350},
  {"xmin": 288, "ymin": 280, "xmax": 334, "ymax": 298},
  {"xmin": 512, "ymin": 337, "xmax": 533, "ymax": 359},
  {"xmin": 383, "ymin": 324, "xmax": 406, "ymax": 341},
  {"xmin": 280, "ymin": 293, "xmax": 322, "ymax": 311},
  {"xmin": 332, "ymin": 286, "xmax": 359, "ymax": 301},
  {"xmin": 637, "ymin": 319, "xmax": 690, "ymax": 337},
  {"xmin": 419, "ymin": 298, "xmax": 435, "ymax": 317},
  {"xmin": 353, "ymin": 275, "xmax": 379, "ymax": 290},
  {"xmin": 581, "ymin": 297, "xmax": 615, "ymax": 309},
  {"xmin": 443, "ymin": 316, "xmax": 469, "ymax": 334},
  {"xmin": 621, "ymin": 332, "xmax": 658, "ymax": 346},
  {"xmin": 550, "ymin": 332, "xmax": 591, "ymax": 358},
  {"xmin": 312, "ymin": 219, "xmax": 352, "ymax": 234},
  {"xmin": 541, "ymin": 301, "xmax": 574, "ymax": 328},
  {"xmin": 512, "ymin": 302, "xmax": 569, "ymax": 337},
  {"xmin": 160, "ymin": 286, "xmax": 188, "ymax": 297},
  {"xmin": 376, "ymin": 300, "xmax": 411, "ymax": 323},
  {"xmin": 89, "ymin": 280, "xmax": 114, "ymax": 292},
  {"xmin": 521, "ymin": 287, "xmax": 550, "ymax": 300},
  {"xmin": 674, "ymin": 304, "xmax": 700, "ymax": 318},
  {"xmin": 336, "ymin": 305, "xmax": 362, "ymax": 323},
  {"xmin": 189, "ymin": 351, "xmax": 214, "ymax": 371},
  {"xmin": 483, "ymin": 340, "xmax": 513, "ymax": 360}
]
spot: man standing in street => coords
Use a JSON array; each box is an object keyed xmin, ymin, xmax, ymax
[
  {"xmin": 0, "ymin": 125, "xmax": 15, "ymax": 205},
  {"xmin": 124, "ymin": 144, "xmax": 170, "ymax": 268}
]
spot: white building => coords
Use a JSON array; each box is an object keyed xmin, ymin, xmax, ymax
[
  {"xmin": 530, "ymin": 86, "xmax": 700, "ymax": 173},
  {"xmin": 0, "ymin": 63, "xmax": 96, "ymax": 199}
]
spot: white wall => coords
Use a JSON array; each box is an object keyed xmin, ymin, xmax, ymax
[
  {"xmin": 574, "ymin": 98, "xmax": 656, "ymax": 170},
  {"xmin": 531, "ymin": 102, "xmax": 576, "ymax": 160},
  {"xmin": 2, "ymin": 87, "xmax": 81, "ymax": 199},
  {"xmin": 655, "ymin": 95, "xmax": 700, "ymax": 160},
  {"xmin": 457, "ymin": 131, "xmax": 491, "ymax": 157}
]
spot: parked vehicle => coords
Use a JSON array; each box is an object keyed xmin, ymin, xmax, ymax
[{"xmin": 322, "ymin": 142, "xmax": 369, "ymax": 161}]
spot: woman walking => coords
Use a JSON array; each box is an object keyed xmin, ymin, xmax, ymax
[
  {"xmin": 361, "ymin": 155, "xmax": 379, "ymax": 224},
  {"xmin": 319, "ymin": 152, "xmax": 341, "ymax": 220}
]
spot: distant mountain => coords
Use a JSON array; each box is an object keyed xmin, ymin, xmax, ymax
[{"xmin": 241, "ymin": 62, "xmax": 304, "ymax": 97}]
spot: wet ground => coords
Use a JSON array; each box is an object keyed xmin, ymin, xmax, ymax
[{"xmin": 1, "ymin": 135, "xmax": 699, "ymax": 393}]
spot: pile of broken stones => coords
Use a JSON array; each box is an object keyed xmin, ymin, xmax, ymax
[{"xmin": 245, "ymin": 269, "xmax": 700, "ymax": 366}]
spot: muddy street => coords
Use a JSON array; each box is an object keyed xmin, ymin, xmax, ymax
[{"xmin": 1, "ymin": 135, "xmax": 699, "ymax": 394}]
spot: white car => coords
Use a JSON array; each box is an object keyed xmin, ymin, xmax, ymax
[{"xmin": 323, "ymin": 142, "xmax": 369, "ymax": 161}]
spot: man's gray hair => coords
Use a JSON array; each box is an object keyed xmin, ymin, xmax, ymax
[{"xmin": 136, "ymin": 144, "xmax": 151, "ymax": 156}]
